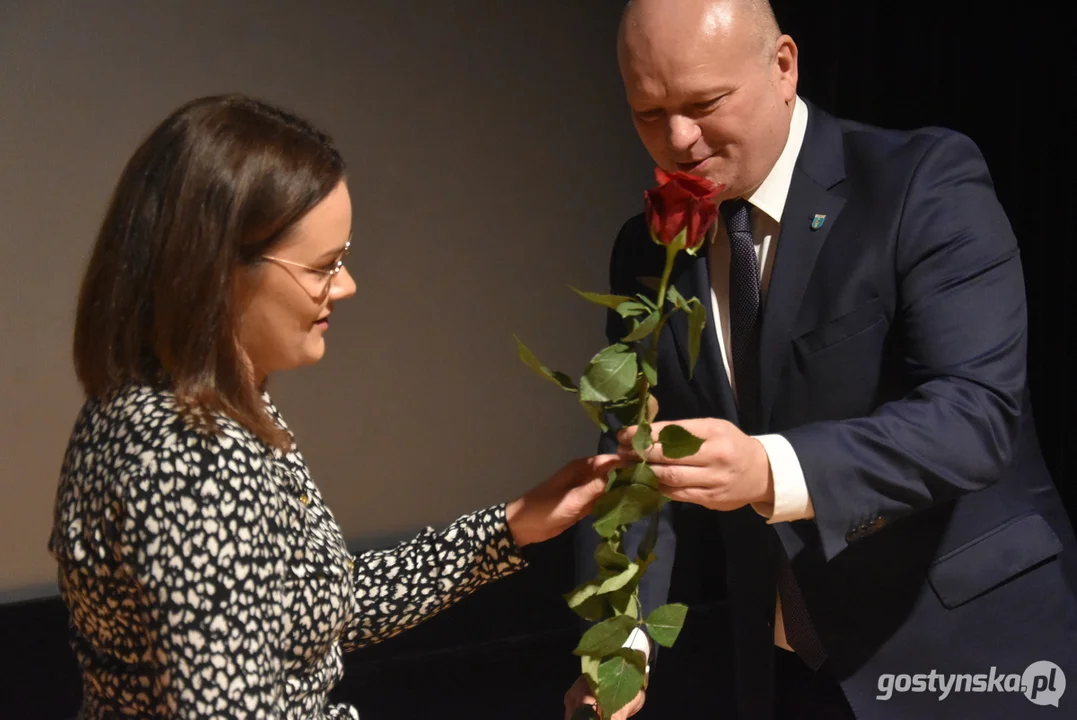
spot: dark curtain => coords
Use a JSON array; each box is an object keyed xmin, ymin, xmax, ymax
[{"xmin": 773, "ymin": 0, "xmax": 1075, "ymax": 514}]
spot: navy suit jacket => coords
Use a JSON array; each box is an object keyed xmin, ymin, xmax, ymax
[{"xmin": 576, "ymin": 101, "xmax": 1077, "ymax": 718}]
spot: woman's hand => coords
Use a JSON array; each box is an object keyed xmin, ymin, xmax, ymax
[{"xmin": 505, "ymin": 455, "xmax": 622, "ymax": 548}]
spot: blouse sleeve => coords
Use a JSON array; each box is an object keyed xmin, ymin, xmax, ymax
[
  {"xmin": 342, "ymin": 503, "xmax": 526, "ymax": 651},
  {"xmin": 119, "ymin": 467, "xmax": 288, "ymax": 718}
]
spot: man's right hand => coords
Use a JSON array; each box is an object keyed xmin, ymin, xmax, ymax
[{"xmin": 563, "ymin": 676, "xmax": 646, "ymax": 720}]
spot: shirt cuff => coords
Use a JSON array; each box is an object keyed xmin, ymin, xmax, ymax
[
  {"xmin": 751, "ymin": 434, "xmax": 815, "ymax": 523},
  {"xmin": 624, "ymin": 626, "xmax": 652, "ymax": 676}
]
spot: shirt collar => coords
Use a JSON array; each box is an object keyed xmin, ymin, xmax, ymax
[{"xmin": 745, "ymin": 95, "xmax": 809, "ymax": 224}]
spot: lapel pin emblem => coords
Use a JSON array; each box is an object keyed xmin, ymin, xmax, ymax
[{"xmin": 811, "ymin": 214, "xmax": 827, "ymax": 230}]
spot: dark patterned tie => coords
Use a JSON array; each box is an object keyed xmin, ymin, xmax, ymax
[
  {"xmin": 722, "ymin": 199, "xmax": 762, "ymax": 432},
  {"xmin": 721, "ymin": 199, "xmax": 828, "ymax": 671},
  {"xmin": 776, "ymin": 556, "xmax": 827, "ymax": 670}
]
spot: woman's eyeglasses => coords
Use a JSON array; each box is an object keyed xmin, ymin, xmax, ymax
[{"xmin": 262, "ymin": 238, "xmax": 351, "ymax": 298}]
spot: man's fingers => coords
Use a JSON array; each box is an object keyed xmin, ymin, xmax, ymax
[
  {"xmin": 633, "ymin": 418, "xmax": 709, "ymax": 435},
  {"xmin": 617, "ymin": 437, "xmax": 711, "ymax": 467},
  {"xmin": 649, "ymin": 463, "xmax": 714, "ymax": 488},
  {"xmin": 617, "ymin": 425, "xmax": 714, "ymax": 466},
  {"xmin": 659, "ymin": 483, "xmax": 745, "ymax": 511},
  {"xmin": 659, "ymin": 484, "xmax": 710, "ymax": 505}
]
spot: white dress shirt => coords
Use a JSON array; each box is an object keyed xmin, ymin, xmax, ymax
[{"xmin": 627, "ymin": 96, "xmax": 815, "ymax": 663}]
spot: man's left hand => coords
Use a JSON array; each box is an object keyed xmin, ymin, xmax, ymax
[{"xmin": 618, "ymin": 418, "xmax": 773, "ymax": 512}]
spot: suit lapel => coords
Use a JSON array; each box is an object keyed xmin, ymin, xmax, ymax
[
  {"xmin": 759, "ymin": 103, "xmax": 848, "ymax": 428},
  {"xmin": 666, "ymin": 250, "xmax": 739, "ymax": 423}
]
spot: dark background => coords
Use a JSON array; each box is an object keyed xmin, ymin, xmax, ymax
[{"xmin": 2, "ymin": 2, "xmax": 1072, "ymax": 718}]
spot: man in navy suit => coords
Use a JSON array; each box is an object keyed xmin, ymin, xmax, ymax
[{"xmin": 564, "ymin": 0, "xmax": 1077, "ymax": 717}]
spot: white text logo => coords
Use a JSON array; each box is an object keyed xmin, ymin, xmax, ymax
[{"xmin": 876, "ymin": 662, "xmax": 1065, "ymax": 707}]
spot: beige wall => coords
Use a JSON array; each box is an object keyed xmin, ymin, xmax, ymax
[{"xmin": 0, "ymin": 0, "xmax": 653, "ymax": 601}]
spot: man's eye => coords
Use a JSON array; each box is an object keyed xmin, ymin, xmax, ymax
[
  {"xmin": 690, "ymin": 97, "xmax": 722, "ymax": 114},
  {"xmin": 635, "ymin": 109, "xmax": 664, "ymax": 123}
]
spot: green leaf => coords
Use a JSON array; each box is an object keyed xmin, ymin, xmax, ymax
[
  {"xmin": 581, "ymin": 654, "xmax": 602, "ymax": 687},
  {"xmin": 665, "ymin": 284, "xmax": 689, "ymax": 311},
  {"xmin": 605, "ymin": 465, "xmax": 634, "ymax": 492},
  {"xmin": 637, "ymin": 511, "xmax": 660, "ymax": 561},
  {"xmin": 631, "ymin": 422, "xmax": 653, "ymax": 457},
  {"xmin": 622, "ymin": 310, "xmax": 660, "ymax": 343},
  {"xmin": 592, "ymin": 484, "xmax": 666, "ymax": 538},
  {"xmin": 595, "ymin": 541, "xmax": 631, "ymax": 572},
  {"xmin": 657, "ymin": 423, "xmax": 705, "ymax": 459},
  {"xmin": 634, "ymin": 292, "xmax": 658, "ymax": 311},
  {"xmin": 687, "ymin": 300, "xmax": 707, "ymax": 379},
  {"xmin": 645, "ymin": 603, "xmax": 689, "ymax": 648},
  {"xmin": 597, "ymin": 562, "xmax": 640, "ymax": 595},
  {"xmin": 615, "ymin": 300, "xmax": 652, "ymax": 319},
  {"xmin": 579, "ymin": 400, "xmax": 609, "ymax": 432},
  {"xmin": 565, "ymin": 579, "xmax": 602, "ymax": 609},
  {"xmin": 579, "ymin": 344, "xmax": 639, "ymax": 403},
  {"xmin": 573, "ymin": 615, "xmax": 638, "ymax": 657},
  {"xmin": 609, "ymin": 400, "xmax": 643, "ymax": 428},
  {"xmin": 570, "ymin": 287, "xmax": 636, "ymax": 311},
  {"xmin": 514, "ymin": 335, "xmax": 578, "ymax": 393},
  {"xmin": 572, "ymin": 594, "xmax": 609, "ymax": 622},
  {"xmin": 630, "ymin": 462, "xmax": 659, "ymax": 490},
  {"xmin": 608, "ymin": 589, "xmax": 642, "ymax": 620},
  {"xmin": 596, "ymin": 650, "xmax": 646, "ymax": 717}
]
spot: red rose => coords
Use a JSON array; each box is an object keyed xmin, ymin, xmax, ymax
[{"xmin": 644, "ymin": 168, "xmax": 723, "ymax": 253}]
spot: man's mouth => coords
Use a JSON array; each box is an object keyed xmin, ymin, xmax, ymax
[{"xmin": 676, "ymin": 156, "xmax": 713, "ymax": 173}]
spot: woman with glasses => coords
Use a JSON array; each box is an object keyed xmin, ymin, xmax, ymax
[{"xmin": 49, "ymin": 94, "xmax": 618, "ymax": 719}]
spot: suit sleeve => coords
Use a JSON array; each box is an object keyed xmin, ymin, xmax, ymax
[{"xmin": 783, "ymin": 132, "xmax": 1028, "ymax": 561}]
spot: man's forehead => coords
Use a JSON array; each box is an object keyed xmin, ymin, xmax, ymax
[{"xmin": 621, "ymin": 34, "xmax": 741, "ymax": 94}]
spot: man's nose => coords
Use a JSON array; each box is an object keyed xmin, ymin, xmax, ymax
[{"xmin": 667, "ymin": 114, "xmax": 701, "ymax": 153}]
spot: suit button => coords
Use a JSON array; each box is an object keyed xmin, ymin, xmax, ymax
[
  {"xmin": 847, "ymin": 517, "xmax": 887, "ymax": 543},
  {"xmin": 299, "ymin": 493, "xmax": 311, "ymax": 506}
]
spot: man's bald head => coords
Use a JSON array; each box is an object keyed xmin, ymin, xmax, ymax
[
  {"xmin": 618, "ymin": 0, "xmax": 782, "ymax": 66},
  {"xmin": 614, "ymin": 0, "xmax": 798, "ymax": 200}
]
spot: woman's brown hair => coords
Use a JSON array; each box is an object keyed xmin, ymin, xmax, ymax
[{"xmin": 73, "ymin": 93, "xmax": 346, "ymax": 448}]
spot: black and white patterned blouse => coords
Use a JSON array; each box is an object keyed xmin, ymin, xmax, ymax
[{"xmin": 49, "ymin": 384, "xmax": 526, "ymax": 719}]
